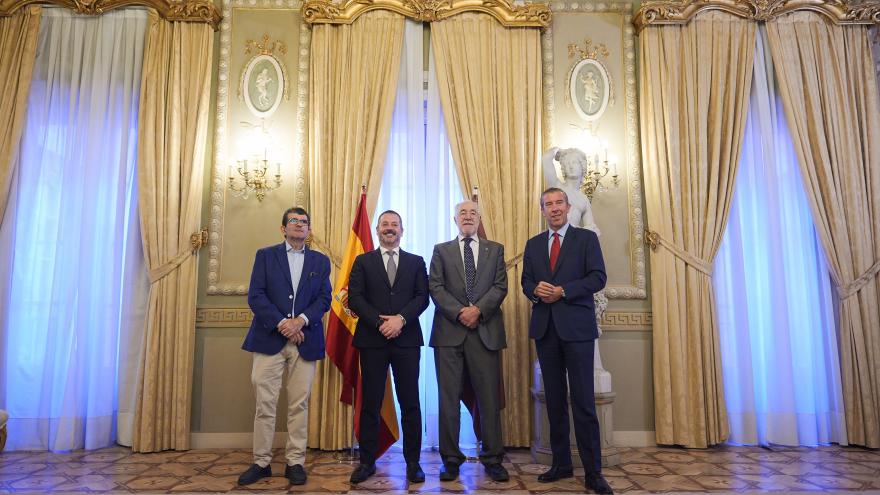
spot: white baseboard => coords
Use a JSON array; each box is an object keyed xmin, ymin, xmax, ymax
[
  {"xmin": 613, "ymin": 430, "xmax": 655, "ymax": 447},
  {"xmin": 191, "ymin": 431, "xmax": 657, "ymax": 449}
]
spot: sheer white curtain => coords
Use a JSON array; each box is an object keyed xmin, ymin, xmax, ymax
[
  {"xmin": 374, "ymin": 20, "xmax": 470, "ymax": 448},
  {"xmin": 0, "ymin": 8, "xmax": 150, "ymax": 451},
  {"xmin": 714, "ymin": 27, "xmax": 847, "ymax": 446}
]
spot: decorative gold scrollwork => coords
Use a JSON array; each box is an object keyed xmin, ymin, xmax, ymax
[
  {"xmin": 302, "ymin": 0, "xmax": 551, "ymax": 27},
  {"xmin": 190, "ymin": 227, "xmax": 209, "ymax": 252},
  {"xmin": 0, "ymin": 0, "xmax": 222, "ymax": 29},
  {"xmin": 633, "ymin": 0, "xmax": 880, "ymax": 32}
]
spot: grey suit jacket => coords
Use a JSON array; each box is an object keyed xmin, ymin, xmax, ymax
[{"xmin": 428, "ymin": 237, "xmax": 508, "ymax": 351}]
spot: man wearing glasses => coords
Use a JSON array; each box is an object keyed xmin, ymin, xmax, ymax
[{"xmin": 238, "ymin": 207, "xmax": 332, "ymax": 486}]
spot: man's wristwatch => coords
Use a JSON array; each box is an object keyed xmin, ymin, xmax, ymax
[
  {"xmin": 560, "ymin": 288, "xmax": 567, "ymax": 299},
  {"xmin": 398, "ymin": 314, "xmax": 406, "ymax": 325}
]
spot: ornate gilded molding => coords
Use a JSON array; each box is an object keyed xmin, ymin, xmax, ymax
[
  {"xmin": 542, "ymin": 2, "xmax": 646, "ymax": 300},
  {"xmin": 208, "ymin": 0, "xmax": 311, "ymax": 295},
  {"xmin": 601, "ymin": 311, "xmax": 653, "ymax": 331},
  {"xmin": 196, "ymin": 307, "xmax": 254, "ymax": 327},
  {"xmin": 634, "ymin": 0, "xmax": 880, "ymax": 32},
  {"xmin": 302, "ymin": 0, "xmax": 551, "ymax": 28},
  {"xmin": 0, "ymin": 0, "xmax": 222, "ymax": 28}
]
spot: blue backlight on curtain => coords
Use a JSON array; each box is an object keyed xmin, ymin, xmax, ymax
[
  {"xmin": 373, "ymin": 19, "xmax": 475, "ymax": 449},
  {"xmin": 713, "ymin": 27, "xmax": 846, "ymax": 446},
  {"xmin": 0, "ymin": 8, "xmax": 149, "ymax": 451}
]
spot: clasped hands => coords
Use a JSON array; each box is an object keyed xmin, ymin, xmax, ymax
[
  {"xmin": 278, "ymin": 316, "xmax": 306, "ymax": 344},
  {"xmin": 379, "ymin": 314, "xmax": 405, "ymax": 339},
  {"xmin": 457, "ymin": 304, "xmax": 481, "ymax": 329},
  {"xmin": 534, "ymin": 281, "xmax": 564, "ymax": 304}
]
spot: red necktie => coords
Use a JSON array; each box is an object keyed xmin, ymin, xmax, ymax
[{"xmin": 549, "ymin": 232, "xmax": 560, "ymax": 271}]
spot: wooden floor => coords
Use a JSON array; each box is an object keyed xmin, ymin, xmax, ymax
[{"xmin": 1, "ymin": 444, "xmax": 879, "ymax": 493}]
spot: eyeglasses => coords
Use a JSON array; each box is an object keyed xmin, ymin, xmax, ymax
[{"xmin": 287, "ymin": 218, "xmax": 310, "ymax": 226}]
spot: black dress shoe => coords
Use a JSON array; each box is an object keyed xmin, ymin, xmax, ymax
[
  {"xmin": 285, "ymin": 464, "xmax": 307, "ymax": 485},
  {"xmin": 537, "ymin": 465, "xmax": 574, "ymax": 482},
  {"xmin": 439, "ymin": 463, "xmax": 459, "ymax": 481},
  {"xmin": 585, "ymin": 472, "xmax": 614, "ymax": 494},
  {"xmin": 237, "ymin": 463, "xmax": 271, "ymax": 485},
  {"xmin": 484, "ymin": 463, "xmax": 509, "ymax": 482},
  {"xmin": 349, "ymin": 463, "xmax": 376, "ymax": 483},
  {"xmin": 406, "ymin": 462, "xmax": 425, "ymax": 483}
]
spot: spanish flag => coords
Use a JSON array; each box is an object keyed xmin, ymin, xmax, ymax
[{"xmin": 326, "ymin": 189, "xmax": 400, "ymax": 456}]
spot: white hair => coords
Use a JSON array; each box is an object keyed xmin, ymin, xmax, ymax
[{"xmin": 454, "ymin": 200, "xmax": 481, "ymax": 216}]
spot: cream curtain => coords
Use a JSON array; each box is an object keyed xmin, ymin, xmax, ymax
[
  {"xmin": 132, "ymin": 10, "xmax": 213, "ymax": 452},
  {"xmin": 0, "ymin": 6, "xmax": 40, "ymax": 224},
  {"xmin": 431, "ymin": 13, "xmax": 542, "ymax": 446},
  {"xmin": 766, "ymin": 13, "xmax": 880, "ymax": 448},
  {"xmin": 640, "ymin": 11, "xmax": 755, "ymax": 448},
  {"xmin": 307, "ymin": 10, "xmax": 404, "ymax": 449}
]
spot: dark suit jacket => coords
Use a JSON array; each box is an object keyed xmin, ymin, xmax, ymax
[
  {"xmin": 348, "ymin": 248, "xmax": 429, "ymax": 348},
  {"xmin": 242, "ymin": 242, "xmax": 332, "ymax": 360},
  {"xmin": 521, "ymin": 226, "xmax": 606, "ymax": 341},
  {"xmin": 428, "ymin": 237, "xmax": 507, "ymax": 351}
]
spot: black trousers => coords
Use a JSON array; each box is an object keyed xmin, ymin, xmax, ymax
[
  {"xmin": 358, "ymin": 345, "xmax": 422, "ymax": 465},
  {"xmin": 535, "ymin": 315, "xmax": 602, "ymax": 473}
]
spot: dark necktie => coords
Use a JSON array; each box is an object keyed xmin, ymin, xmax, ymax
[
  {"xmin": 463, "ymin": 237, "xmax": 476, "ymax": 303},
  {"xmin": 549, "ymin": 232, "xmax": 560, "ymax": 271},
  {"xmin": 386, "ymin": 251, "xmax": 397, "ymax": 285}
]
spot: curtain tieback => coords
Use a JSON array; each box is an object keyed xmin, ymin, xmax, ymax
[
  {"xmin": 645, "ymin": 229, "xmax": 713, "ymax": 276},
  {"xmin": 837, "ymin": 258, "xmax": 880, "ymax": 300},
  {"xmin": 148, "ymin": 228, "xmax": 209, "ymax": 283},
  {"xmin": 505, "ymin": 252, "xmax": 524, "ymax": 271}
]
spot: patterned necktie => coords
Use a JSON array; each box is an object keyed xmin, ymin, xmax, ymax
[
  {"xmin": 549, "ymin": 232, "xmax": 560, "ymax": 271},
  {"xmin": 386, "ymin": 250, "xmax": 397, "ymax": 285},
  {"xmin": 463, "ymin": 237, "xmax": 476, "ymax": 303}
]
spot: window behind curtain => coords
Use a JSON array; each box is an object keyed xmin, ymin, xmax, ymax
[
  {"xmin": 714, "ymin": 26, "xmax": 846, "ymax": 446},
  {"xmin": 0, "ymin": 8, "xmax": 150, "ymax": 451},
  {"xmin": 374, "ymin": 20, "xmax": 476, "ymax": 449}
]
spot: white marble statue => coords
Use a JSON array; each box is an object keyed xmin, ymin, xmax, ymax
[{"xmin": 542, "ymin": 147, "xmax": 612, "ymax": 394}]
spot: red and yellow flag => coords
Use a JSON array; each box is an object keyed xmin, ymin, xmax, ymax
[{"xmin": 326, "ymin": 190, "xmax": 400, "ymax": 456}]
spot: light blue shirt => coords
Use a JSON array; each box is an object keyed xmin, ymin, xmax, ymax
[
  {"xmin": 277, "ymin": 241, "xmax": 308, "ymax": 327},
  {"xmin": 547, "ymin": 222, "xmax": 570, "ymax": 253}
]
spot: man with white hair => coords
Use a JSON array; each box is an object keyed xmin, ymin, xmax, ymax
[{"xmin": 428, "ymin": 200, "xmax": 509, "ymax": 482}]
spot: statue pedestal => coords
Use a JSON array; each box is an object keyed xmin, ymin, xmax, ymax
[{"xmin": 531, "ymin": 362, "xmax": 620, "ymax": 468}]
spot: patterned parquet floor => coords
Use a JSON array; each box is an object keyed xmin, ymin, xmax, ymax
[{"xmin": 1, "ymin": 445, "xmax": 879, "ymax": 493}]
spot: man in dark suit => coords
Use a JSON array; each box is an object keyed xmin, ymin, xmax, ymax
[
  {"xmin": 521, "ymin": 188, "xmax": 613, "ymax": 494},
  {"xmin": 347, "ymin": 210, "xmax": 429, "ymax": 484},
  {"xmin": 428, "ymin": 200, "xmax": 508, "ymax": 482},
  {"xmin": 238, "ymin": 207, "xmax": 332, "ymax": 487}
]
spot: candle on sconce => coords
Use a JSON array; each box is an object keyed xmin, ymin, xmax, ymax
[{"xmin": 276, "ymin": 162, "xmax": 281, "ymax": 176}]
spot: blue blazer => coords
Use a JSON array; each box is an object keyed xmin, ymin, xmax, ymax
[
  {"xmin": 521, "ymin": 226, "xmax": 606, "ymax": 341},
  {"xmin": 242, "ymin": 242, "xmax": 332, "ymax": 360}
]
